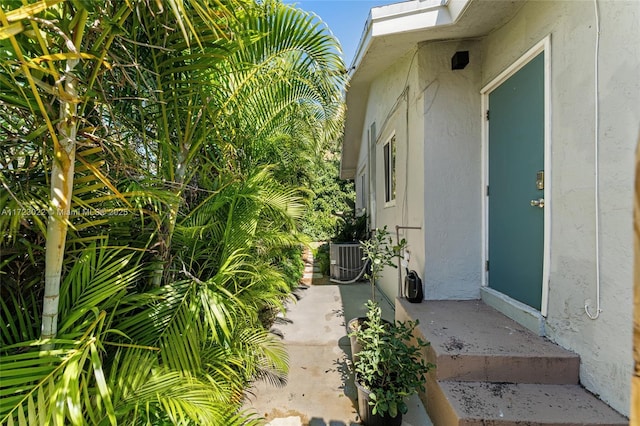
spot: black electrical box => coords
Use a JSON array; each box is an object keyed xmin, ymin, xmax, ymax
[
  {"xmin": 451, "ymin": 51, "xmax": 469, "ymax": 70},
  {"xmin": 404, "ymin": 270, "xmax": 423, "ymax": 303}
]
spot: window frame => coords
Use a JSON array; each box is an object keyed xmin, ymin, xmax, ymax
[
  {"xmin": 383, "ymin": 134, "xmax": 396, "ymax": 205},
  {"xmin": 356, "ymin": 166, "xmax": 367, "ymax": 215}
]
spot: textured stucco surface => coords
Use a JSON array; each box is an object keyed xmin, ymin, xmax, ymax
[
  {"xmin": 350, "ymin": 0, "xmax": 638, "ymax": 416},
  {"xmin": 357, "ymin": 50, "xmax": 427, "ymax": 300},
  {"xmin": 420, "ymin": 39, "xmax": 483, "ymax": 300},
  {"xmin": 480, "ymin": 0, "xmax": 639, "ymax": 415}
]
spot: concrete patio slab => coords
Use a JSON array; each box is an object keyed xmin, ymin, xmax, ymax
[
  {"xmin": 243, "ymin": 282, "xmax": 432, "ymax": 426},
  {"xmin": 249, "ymin": 343, "xmax": 358, "ymax": 425}
]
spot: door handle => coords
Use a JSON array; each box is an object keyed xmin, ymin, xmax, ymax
[{"xmin": 530, "ymin": 198, "xmax": 545, "ymax": 208}]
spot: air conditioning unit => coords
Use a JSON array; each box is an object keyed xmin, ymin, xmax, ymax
[{"xmin": 329, "ymin": 243, "xmax": 365, "ymax": 281}]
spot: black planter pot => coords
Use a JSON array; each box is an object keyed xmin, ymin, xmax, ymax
[{"xmin": 355, "ymin": 378, "xmax": 402, "ymax": 426}]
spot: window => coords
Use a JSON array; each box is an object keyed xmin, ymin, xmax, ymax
[{"xmin": 383, "ymin": 135, "xmax": 396, "ymax": 203}]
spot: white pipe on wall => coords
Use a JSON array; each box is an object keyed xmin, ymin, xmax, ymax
[
  {"xmin": 585, "ymin": 0, "xmax": 602, "ymax": 320},
  {"xmin": 395, "ymin": 225, "xmax": 422, "ymax": 297}
]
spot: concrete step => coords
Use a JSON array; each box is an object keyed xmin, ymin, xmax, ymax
[
  {"xmin": 396, "ymin": 299, "xmax": 626, "ymax": 425},
  {"xmin": 429, "ymin": 381, "xmax": 628, "ymax": 426},
  {"xmin": 397, "ymin": 300, "xmax": 579, "ymax": 384}
]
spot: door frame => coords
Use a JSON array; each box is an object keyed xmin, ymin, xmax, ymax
[{"xmin": 480, "ymin": 36, "xmax": 552, "ymax": 317}]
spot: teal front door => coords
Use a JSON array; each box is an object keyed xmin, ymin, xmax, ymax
[{"xmin": 488, "ymin": 52, "xmax": 545, "ymax": 311}]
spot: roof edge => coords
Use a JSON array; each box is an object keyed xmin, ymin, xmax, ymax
[
  {"xmin": 348, "ymin": 0, "xmax": 467, "ymax": 74},
  {"xmin": 341, "ymin": 0, "xmax": 473, "ymax": 178}
]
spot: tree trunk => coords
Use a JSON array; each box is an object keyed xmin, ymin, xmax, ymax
[
  {"xmin": 41, "ymin": 59, "xmax": 78, "ymax": 346},
  {"xmin": 150, "ymin": 142, "xmax": 190, "ymax": 287}
]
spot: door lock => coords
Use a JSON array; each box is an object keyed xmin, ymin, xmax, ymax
[
  {"xmin": 530, "ymin": 198, "xmax": 545, "ymax": 208},
  {"xmin": 536, "ymin": 170, "xmax": 545, "ymax": 190}
]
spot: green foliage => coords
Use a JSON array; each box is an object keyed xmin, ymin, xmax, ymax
[
  {"xmin": 275, "ymin": 245, "xmax": 305, "ymax": 291},
  {"xmin": 312, "ymin": 243, "xmax": 331, "ymax": 276},
  {"xmin": 360, "ymin": 226, "xmax": 406, "ymax": 299},
  {"xmin": 351, "ymin": 301, "xmax": 434, "ymax": 418},
  {"xmin": 301, "ymin": 136, "xmax": 356, "ymax": 241},
  {"xmin": 334, "ymin": 210, "xmax": 368, "ymax": 243},
  {"xmin": 0, "ymin": 0, "xmax": 345, "ymax": 424}
]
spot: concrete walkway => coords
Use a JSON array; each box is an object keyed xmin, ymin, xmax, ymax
[{"xmin": 242, "ymin": 249, "xmax": 432, "ymax": 426}]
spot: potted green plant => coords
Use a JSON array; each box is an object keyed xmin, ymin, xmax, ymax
[
  {"xmin": 360, "ymin": 225, "xmax": 405, "ymax": 300},
  {"xmin": 347, "ymin": 226, "xmax": 405, "ymax": 361},
  {"xmin": 351, "ymin": 300, "xmax": 433, "ymax": 426}
]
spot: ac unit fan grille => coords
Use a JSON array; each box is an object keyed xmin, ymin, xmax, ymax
[{"xmin": 329, "ymin": 243, "xmax": 365, "ymax": 281}]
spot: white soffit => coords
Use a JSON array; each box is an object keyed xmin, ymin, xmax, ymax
[
  {"xmin": 350, "ymin": 0, "xmax": 523, "ymax": 84},
  {"xmin": 371, "ymin": 1, "xmax": 452, "ymax": 37},
  {"xmin": 341, "ymin": 0, "xmax": 524, "ymax": 178},
  {"xmin": 349, "ymin": 0, "xmax": 460, "ymax": 83}
]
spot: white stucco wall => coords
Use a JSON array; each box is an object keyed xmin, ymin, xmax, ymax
[
  {"xmin": 480, "ymin": 0, "xmax": 639, "ymax": 415},
  {"xmin": 419, "ymin": 39, "xmax": 484, "ymax": 300},
  {"xmin": 351, "ymin": 0, "xmax": 637, "ymax": 415},
  {"xmin": 357, "ymin": 51, "xmax": 426, "ymax": 300}
]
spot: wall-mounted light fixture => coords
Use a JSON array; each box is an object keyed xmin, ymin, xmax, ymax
[{"xmin": 451, "ymin": 51, "xmax": 469, "ymax": 70}]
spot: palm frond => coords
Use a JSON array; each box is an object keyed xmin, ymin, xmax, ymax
[
  {"xmin": 57, "ymin": 242, "xmax": 140, "ymax": 336},
  {"xmin": 0, "ymin": 314, "xmax": 115, "ymax": 426},
  {"xmin": 217, "ymin": 2, "xmax": 345, "ymax": 147},
  {"xmin": 0, "ymin": 288, "xmax": 41, "ymax": 347},
  {"xmin": 0, "ymin": 1, "xmax": 347, "ymax": 424},
  {"xmin": 107, "ymin": 348, "xmax": 226, "ymax": 425}
]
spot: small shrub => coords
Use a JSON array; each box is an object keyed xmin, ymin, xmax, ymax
[
  {"xmin": 313, "ymin": 243, "xmax": 331, "ymax": 276},
  {"xmin": 351, "ymin": 301, "xmax": 434, "ymax": 418}
]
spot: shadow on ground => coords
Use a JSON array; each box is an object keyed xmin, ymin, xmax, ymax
[
  {"xmin": 308, "ymin": 419, "xmax": 361, "ymax": 426},
  {"xmin": 242, "ymin": 247, "xmax": 410, "ymax": 426}
]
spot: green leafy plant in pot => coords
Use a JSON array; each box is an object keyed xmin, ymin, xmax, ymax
[
  {"xmin": 347, "ymin": 226, "xmax": 405, "ymax": 362},
  {"xmin": 351, "ymin": 300, "xmax": 433, "ymax": 426},
  {"xmin": 360, "ymin": 225, "xmax": 405, "ymax": 300}
]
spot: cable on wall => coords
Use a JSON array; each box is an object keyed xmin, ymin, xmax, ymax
[
  {"xmin": 401, "ymin": 49, "xmax": 419, "ymax": 226},
  {"xmin": 372, "ymin": 49, "xmax": 416, "ymax": 294},
  {"xmin": 585, "ymin": 0, "xmax": 602, "ymax": 320},
  {"xmin": 374, "ymin": 48, "xmax": 418, "ymax": 226}
]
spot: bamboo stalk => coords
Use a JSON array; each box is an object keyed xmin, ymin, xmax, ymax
[{"xmin": 41, "ymin": 58, "xmax": 79, "ymax": 346}]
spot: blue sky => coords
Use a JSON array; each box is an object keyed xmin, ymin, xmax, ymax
[{"xmin": 284, "ymin": 1, "xmax": 392, "ymax": 67}]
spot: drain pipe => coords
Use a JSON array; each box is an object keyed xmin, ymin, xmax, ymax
[
  {"xmin": 585, "ymin": 0, "xmax": 602, "ymax": 320},
  {"xmin": 396, "ymin": 225, "xmax": 422, "ymax": 297}
]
